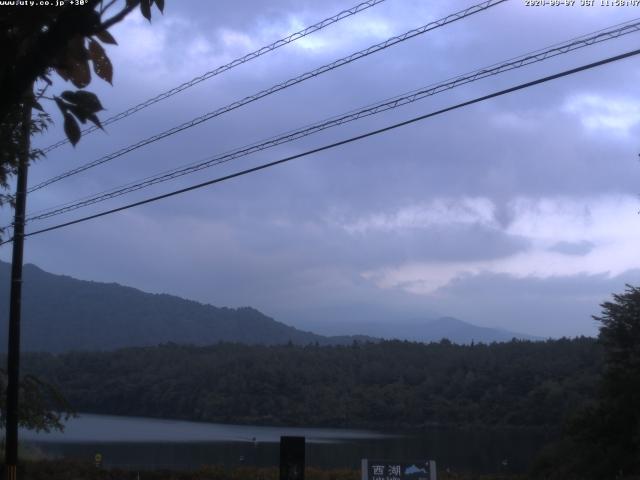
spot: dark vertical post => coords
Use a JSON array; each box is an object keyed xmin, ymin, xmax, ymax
[
  {"xmin": 279, "ymin": 436, "xmax": 305, "ymax": 480},
  {"xmin": 4, "ymin": 95, "xmax": 32, "ymax": 480}
]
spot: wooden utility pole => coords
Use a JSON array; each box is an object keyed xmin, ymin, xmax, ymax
[{"xmin": 4, "ymin": 94, "xmax": 32, "ymax": 480}]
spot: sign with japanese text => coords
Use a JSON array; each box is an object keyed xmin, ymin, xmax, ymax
[{"xmin": 361, "ymin": 459, "xmax": 436, "ymax": 480}]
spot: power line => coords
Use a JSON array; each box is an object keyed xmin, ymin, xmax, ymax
[
  {"xmin": 39, "ymin": 0, "xmax": 391, "ymax": 154},
  {"xmin": 21, "ymin": 18, "xmax": 640, "ymax": 224},
  {"xmin": 19, "ymin": 16, "xmax": 640, "ymax": 223},
  {"xmin": 27, "ymin": 0, "xmax": 506, "ymax": 194},
  {"xmin": 3, "ymin": 46, "xmax": 637, "ymax": 245}
]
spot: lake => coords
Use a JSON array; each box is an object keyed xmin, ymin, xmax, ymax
[{"xmin": 20, "ymin": 414, "xmax": 553, "ymax": 474}]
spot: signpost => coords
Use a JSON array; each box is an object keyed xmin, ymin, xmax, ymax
[
  {"xmin": 362, "ymin": 459, "xmax": 436, "ymax": 480},
  {"xmin": 280, "ymin": 436, "xmax": 305, "ymax": 480}
]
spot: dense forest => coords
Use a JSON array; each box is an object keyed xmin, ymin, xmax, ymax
[{"xmin": 21, "ymin": 338, "xmax": 601, "ymax": 430}]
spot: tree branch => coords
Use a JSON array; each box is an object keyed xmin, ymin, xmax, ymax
[
  {"xmin": 98, "ymin": 2, "xmax": 138, "ymax": 32},
  {"xmin": 100, "ymin": 0, "xmax": 119, "ymax": 15}
]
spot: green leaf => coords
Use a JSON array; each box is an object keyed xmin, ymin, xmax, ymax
[
  {"xmin": 59, "ymin": 91, "xmax": 75, "ymax": 103},
  {"xmin": 95, "ymin": 29, "xmax": 117, "ymax": 45},
  {"xmin": 140, "ymin": 0, "xmax": 151, "ymax": 21},
  {"xmin": 53, "ymin": 96, "xmax": 67, "ymax": 113},
  {"xmin": 54, "ymin": 66, "xmax": 70, "ymax": 83},
  {"xmin": 88, "ymin": 39, "xmax": 113, "ymax": 84},
  {"xmin": 58, "ymin": 91, "xmax": 105, "ymax": 131},
  {"xmin": 75, "ymin": 91, "xmax": 104, "ymax": 112},
  {"xmin": 63, "ymin": 112, "xmax": 81, "ymax": 146},
  {"xmin": 67, "ymin": 104, "xmax": 89, "ymax": 123},
  {"xmin": 60, "ymin": 90, "xmax": 104, "ymax": 113},
  {"xmin": 154, "ymin": 0, "xmax": 164, "ymax": 13},
  {"xmin": 64, "ymin": 37, "xmax": 91, "ymax": 88},
  {"xmin": 68, "ymin": 58, "xmax": 91, "ymax": 88},
  {"xmin": 87, "ymin": 113, "xmax": 104, "ymax": 131}
]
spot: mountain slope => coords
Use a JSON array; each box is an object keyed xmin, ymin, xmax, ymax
[
  {"xmin": 302, "ymin": 316, "xmax": 539, "ymax": 344},
  {"xmin": 0, "ymin": 262, "xmax": 369, "ymax": 352},
  {"xmin": 0, "ymin": 261, "xmax": 537, "ymax": 351},
  {"xmin": 417, "ymin": 316, "xmax": 540, "ymax": 343}
]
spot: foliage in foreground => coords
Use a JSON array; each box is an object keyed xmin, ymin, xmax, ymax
[
  {"xmin": 532, "ymin": 285, "xmax": 640, "ymax": 479},
  {"xmin": 0, "ymin": 368, "xmax": 74, "ymax": 432}
]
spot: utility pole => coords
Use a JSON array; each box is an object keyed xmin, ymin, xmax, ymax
[{"xmin": 4, "ymin": 93, "xmax": 32, "ymax": 480}]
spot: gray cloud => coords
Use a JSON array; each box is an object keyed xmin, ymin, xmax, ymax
[
  {"xmin": 433, "ymin": 269, "xmax": 640, "ymax": 337},
  {"xmin": 549, "ymin": 240, "xmax": 594, "ymax": 256},
  {"xmin": 2, "ymin": 0, "xmax": 640, "ymax": 339}
]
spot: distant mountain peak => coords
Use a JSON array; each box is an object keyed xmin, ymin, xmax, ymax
[
  {"xmin": 420, "ymin": 316, "xmax": 539, "ymax": 343},
  {"xmin": 299, "ymin": 314, "xmax": 539, "ymax": 345},
  {"xmin": 0, "ymin": 261, "xmax": 536, "ymax": 351}
]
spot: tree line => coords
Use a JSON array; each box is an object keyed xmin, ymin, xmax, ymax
[
  {"xmin": 4, "ymin": 284, "xmax": 640, "ymax": 478},
  {"xmin": 20, "ymin": 337, "xmax": 601, "ymax": 430}
]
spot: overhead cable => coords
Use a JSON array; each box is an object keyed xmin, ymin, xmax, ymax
[
  {"xmin": 23, "ymin": 18, "xmax": 640, "ymax": 223},
  {"xmin": 28, "ymin": 0, "xmax": 507, "ymax": 194},
  {"xmin": 2, "ymin": 46, "xmax": 637, "ymax": 245},
  {"xmin": 39, "ymin": 0, "xmax": 391, "ymax": 154}
]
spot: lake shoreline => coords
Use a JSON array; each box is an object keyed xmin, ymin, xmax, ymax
[
  {"xmin": 62, "ymin": 411, "xmax": 560, "ymax": 436},
  {"xmin": 17, "ymin": 413, "xmax": 551, "ymax": 474}
]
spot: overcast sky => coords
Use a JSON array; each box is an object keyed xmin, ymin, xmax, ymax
[{"xmin": 2, "ymin": 0, "xmax": 640, "ymax": 337}]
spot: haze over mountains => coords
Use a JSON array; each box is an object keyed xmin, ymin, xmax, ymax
[
  {"xmin": 0, "ymin": 261, "xmax": 537, "ymax": 352},
  {"xmin": 303, "ymin": 317, "xmax": 541, "ymax": 344}
]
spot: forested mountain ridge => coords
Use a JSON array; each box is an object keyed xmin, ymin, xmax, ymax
[
  {"xmin": 0, "ymin": 261, "xmax": 533, "ymax": 351},
  {"xmin": 0, "ymin": 262, "xmax": 372, "ymax": 351},
  {"xmin": 22, "ymin": 338, "xmax": 602, "ymax": 429}
]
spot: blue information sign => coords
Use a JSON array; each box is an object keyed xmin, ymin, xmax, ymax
[{"xmin": 361, "ymin": 459, "xmax": 436, "ymax": 480}]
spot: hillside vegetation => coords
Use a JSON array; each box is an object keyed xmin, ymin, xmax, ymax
[
  {"xmin": 23, "ymin": 338, "xmax": 601, "ymax": 429},
  {"xmin": 0, "ymin": 262, "xmax": 371, "ymax": 351}
]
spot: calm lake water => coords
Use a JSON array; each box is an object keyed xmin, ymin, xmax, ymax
[{"xmin": 21, "ymin": 414, "xmax": 553, "ymax": 474}]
